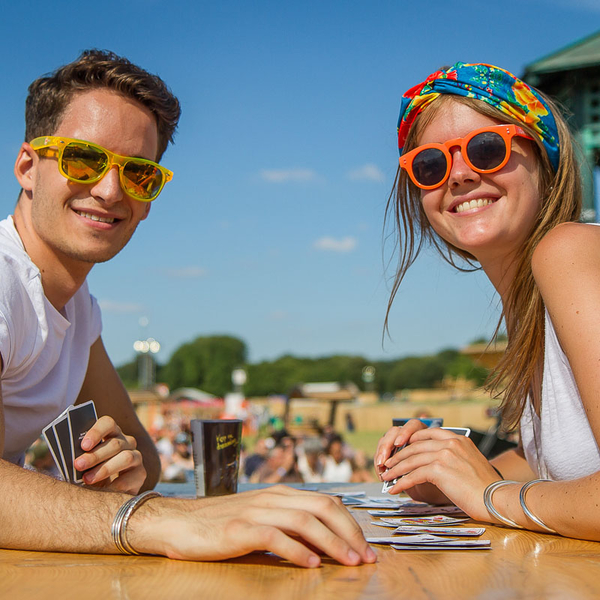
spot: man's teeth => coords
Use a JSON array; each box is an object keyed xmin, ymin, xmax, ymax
[
  {"xmin": 455, "ymin": 198, "xmax": 495, "ymax": 213},
  {"xmin": 76, "ymin": 210, "xmax": 115, "ymax": 224}
]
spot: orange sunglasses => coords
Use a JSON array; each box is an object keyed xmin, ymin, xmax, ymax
[{"xmin": 399, "ymin": 124, "xmax": 535, "ymax": 190}]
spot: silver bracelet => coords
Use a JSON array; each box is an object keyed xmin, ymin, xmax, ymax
[
  {"xmin": 111, "ymin": 491, "xmax": 162, "ymax": 555},
  {"xmin": 483, "ymin": 480, "xmax": 523, "ymax": 529},
  {"xmin": 519, "ymin": 479, "xmax": 557, "ymax": 534}
]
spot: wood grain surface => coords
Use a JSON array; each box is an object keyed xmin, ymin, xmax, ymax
[{"xmin": 2, "ymin": 483, "xmax": 600, "ymax": 600}]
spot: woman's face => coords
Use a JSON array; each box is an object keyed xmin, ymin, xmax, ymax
[{"xmin": 416, "ymin": 101, "xmax": 542, "ymax": 264}]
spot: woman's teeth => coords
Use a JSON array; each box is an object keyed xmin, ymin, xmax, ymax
[{"xmin": 454, "ymin": 198, "xmax": 495, "ymax": 213}]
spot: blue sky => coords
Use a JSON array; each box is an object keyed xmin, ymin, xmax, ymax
[{"xmin": 0, "ymin": 2, "xmax": 597, "ymax": 368}]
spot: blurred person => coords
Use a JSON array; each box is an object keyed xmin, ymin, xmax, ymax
[
  {"xmin": 243, "ymin": 438, "xmax": 269, "ymax": 479},
  {"xmin": 161, "ymin": 432, "xmax": 193, "ymax": 483},
  {"xmin": 323, "ymin": 436, "xmax": 352, "ymax": 483},
  {"xmin": 251, "ymin": 441, "xmax": 303, "ymax": 484},
  {"xmin": 297, "ymin": 438, "xmax": 325, "ymax": 483}
]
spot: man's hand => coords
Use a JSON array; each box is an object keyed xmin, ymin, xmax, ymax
[
  {"xmin": 74, "ymin": 415, "xmax": 146, "ymax": 494},
  {"xmin": 132, "ymin": 486, "xmax": 378, "ymax": 568}
]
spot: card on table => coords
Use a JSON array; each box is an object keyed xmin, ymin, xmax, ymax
[
  {"xmin": 368, "ymin": 505, "xmax": 467, "ymax": 517},
  {"xmin": 367, "ymin": 534, "xmax": 491, "ymax": 549},
  {"xmin": 391, "ymin": 543, "xmax": 491, "ymax": 551},
  {"xmin": 379, "ymin": 515, "xmax": 470, "ymax": 526},
  {"xmin": 391, "ymin": 526, "xmax": 485, "ymax": 536},
  {"xmin": 68, "ymin": 400, "xmax": 98, "ymax": 483}
]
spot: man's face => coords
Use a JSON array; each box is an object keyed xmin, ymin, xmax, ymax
[{"xmin": 23, "ymin": 88, "xmax": 158, "ymax": 266}]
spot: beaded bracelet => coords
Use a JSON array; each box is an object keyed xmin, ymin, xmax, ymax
[
  {"xmin": 483, "ymin": 480, "xmax": 523, "ymax": 529},
  {"xmin": 111, "ymin": 491, "xmax": 162, "ymax": 555},
  {"xmin": 519, "ymin": 479, "xmax": 557, "ymax": 534}
]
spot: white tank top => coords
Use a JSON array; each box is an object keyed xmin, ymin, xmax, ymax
[{"xmin": 520, "ymin": 309, "xmax": 600, "ymax": 480}]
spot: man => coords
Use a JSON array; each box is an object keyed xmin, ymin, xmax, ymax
[{"xmin": 0, "ymin": 50, "xmax": 376, "ymax": 568}]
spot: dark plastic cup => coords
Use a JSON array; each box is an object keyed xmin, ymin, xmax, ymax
[{"xmin": 190, "ymin": 419, "xmax": 242, "ymax": 497}]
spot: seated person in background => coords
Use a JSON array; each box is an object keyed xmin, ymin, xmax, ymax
[
  {"xmin": 297, "ymin": 437, "xmax": 325, "ymax": 483},
  {"xmin": 251, "ymin": 437, "xmax": 303, "ymax": 484},
  {"xmin": 323, "ymin": 436, "xmax": 352, "ymax": 483},
  {"xmin": 0, "ymin": 49, "xmax": 375, "ymax": 568}
]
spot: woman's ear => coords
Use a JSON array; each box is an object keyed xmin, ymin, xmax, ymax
[{"xmin": 14, "ymin": 143, "xmax": 37, "ymax": 192}]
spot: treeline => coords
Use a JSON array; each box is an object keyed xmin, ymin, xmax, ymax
[{"xmin": 117, "ymin": 335, "xmax": 489, "ymax": 397}]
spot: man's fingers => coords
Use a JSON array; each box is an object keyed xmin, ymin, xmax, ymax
[
  {"xmin": 76, "ymin": 433, "xmax": 136, "ymax": 470},
  {"xmin": 82, "ymin": 448, "xmax": 143, "ymax": 484},
  {"xmin": 80, "ymin": 415, "xmax": 121, "ymax": 451}
]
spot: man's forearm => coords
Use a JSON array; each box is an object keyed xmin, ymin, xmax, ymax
[{"xmin": 0, "ymin": 459, "xmax": 128, "ymax": 553}]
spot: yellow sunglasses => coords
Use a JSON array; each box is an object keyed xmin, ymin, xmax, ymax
[{"xmin": 30, "ymin": 136, "xmax": 173, "ymax": 202}]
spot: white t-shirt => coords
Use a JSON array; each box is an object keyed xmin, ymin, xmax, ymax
[
  {"xmin": 0, "ymin": 216, "xmax": 102, "ymax": 465},
  {"xmin": 322, "ymin": 455, "xmax": 353, "ymax": 483},
  {"xmin": 521, "ymin": 309, "xmax": 600, "ymax": 480}
]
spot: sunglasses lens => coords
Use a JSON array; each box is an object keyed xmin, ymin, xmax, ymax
[
  {"xmin": 466, "ymin": 132, "xmax": 507, "ymax": 171},
  {"xmin": 61, "ymin": 142, "xmax": 108, "ymax": 182},
  {"xmin": 412, "ymin": 148, "xmax": 447, "ymax": 187},
  {"xmin": 122, "ymin": 161, "xmax": 164, "ymax": 200}
]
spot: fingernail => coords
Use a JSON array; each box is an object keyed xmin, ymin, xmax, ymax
[
  {"xmin": 376, "ymin": 454, "xmax": 383, "ymax": 466},
  {"xmin": 81, "ymin": 438, "xmax": 92, "ymax": 451},
  {"xmin": 307, "ymin": 555, "xmax": 320, "ymax": 568},
  {"xmin": 366, "ymin": 547, "xmax": 377, "ymax": 562},
  {"xmin": 394, "ymin": 437, "xmax": 402, "ymax": 446},
  {"xmin": 348, "ymin": 549, "xmax": 360, "ymax": 563},
  {"xmin": 75, "ymin": 458, "xmax": 86, "ymax": 469}
]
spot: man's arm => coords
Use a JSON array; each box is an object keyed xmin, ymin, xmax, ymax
[{"xmin": 74, "ymin": 337, "xmax": 161, "ymax": 492}]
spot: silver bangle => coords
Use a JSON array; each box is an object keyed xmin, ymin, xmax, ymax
[
  {"xmin": 483, "ymin": 480, "xmax": 523, "ymax": 529},
  {"xmin": 519, "ymin": 479, "xmax": 557, "ymax": 534},
  {"xmin": 111, "ymin": 491, "xmax": 161, "ymax": 555}
]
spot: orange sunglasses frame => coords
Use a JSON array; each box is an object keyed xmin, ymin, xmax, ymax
[{"xmin": 399, "ymin": 124, "xmax": 535, "ymax": 190}]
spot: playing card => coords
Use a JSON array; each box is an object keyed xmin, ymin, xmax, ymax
[
  {"xmin": 379, "ymin": 516, "xmax": 470, "ymax": 526},
  {"xmin": 367, "ymin": 534, "xmax": 491, "ymax": 548},
  {"xmin": 392, "ymin": 526, "xmax": 485, "ymax": 536},
  {"xmin": 68, "ymin": 400, "xmax": 98, "ymax": 483},
  {"xmin": 53, "ymin": 415, "xmax": 73, "ymax": 483},
  {"xmin": 391, "ymin": 543, "xmax": 491, "ymax": 551},
  {"xmin": 368, "ymin": 505, "xmax": 466, "ymax": 517},
  {"xmin": 42, "ymin": 421, "xmax": 67, "ymax": 480},
  {"xmin": 382, "ymin": 427, "xmax": 471, "ymax": 494}
]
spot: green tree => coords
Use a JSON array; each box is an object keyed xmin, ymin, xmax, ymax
[{"xmin": 161, "ymin": 335, "xmax": 247, "ymax": 396}]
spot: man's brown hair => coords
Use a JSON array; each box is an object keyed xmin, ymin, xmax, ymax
[{"xmin": 25, "ymin": 49, "xmax": 181, "ymax": 161}]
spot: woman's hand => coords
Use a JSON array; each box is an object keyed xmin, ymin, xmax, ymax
[
  {"xmin": 74, "ymin": 415, "xmax": 147, "ymax": 494},
  {"xmin": 374, "ymin": 419, "xmax": 427, "ymax": 479},
  {"xmin": 380, "ymin": 427, "xmax": 501, "ymax": 520}
]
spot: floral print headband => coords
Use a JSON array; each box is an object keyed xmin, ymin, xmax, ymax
[{"xmin": 397, "ymin": 62, "xmax": 560, "ymax": 171}]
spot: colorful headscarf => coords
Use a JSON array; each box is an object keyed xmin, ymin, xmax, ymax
[{"xmin": 397, "ymin": 62, "xmax": 560, "ymax": 171}]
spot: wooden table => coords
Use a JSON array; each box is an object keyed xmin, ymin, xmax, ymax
[{"xmin": 2, "ymin": 482, "xmax": 600, "ymax": 600}]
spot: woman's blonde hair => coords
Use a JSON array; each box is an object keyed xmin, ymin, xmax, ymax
[{"xmin": 384, "ymin": 93, "xmax": 582, "ymax": 429}]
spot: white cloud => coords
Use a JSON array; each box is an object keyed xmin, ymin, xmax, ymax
[
  {"xmin": 269, "ymin": 310, "xmax": 288, "ymax": 321},
  {"xmin": 313, "ymin": 236, "xmax": 357, "ymax": 253},
  {"xmin": 164, "ymin": 266, "xmax": 208, "ymax": 279},
  {"xmin": 260, "ymin": 168, "xmax": 317, "ymax": 183},
  {"xmin": 347, "ymin": 163, "xmax": 385, "ymax": 182},
  {"xmin": 98, "ymin": 300, "xmax": 144, "ymax": 314}
]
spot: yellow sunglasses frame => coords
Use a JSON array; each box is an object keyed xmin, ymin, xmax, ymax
[{"xmin": 29, "ymin": 136, "xmax": 173, "ymax": 202}]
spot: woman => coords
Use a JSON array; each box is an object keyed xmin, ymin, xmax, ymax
[{"xmin": 374, "ymin": 62, "xmax": 600, "ymax": 540}]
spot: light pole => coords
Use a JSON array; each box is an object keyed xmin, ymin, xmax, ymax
[{"xmin": 134, "ymin": 337, "xmax": 161, "ymax": 389}]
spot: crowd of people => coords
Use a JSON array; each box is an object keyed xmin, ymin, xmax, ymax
[{"xmin": 152, "ymin": 412, "xmax": 375, "ymax": 484}]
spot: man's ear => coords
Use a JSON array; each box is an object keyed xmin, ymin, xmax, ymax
[
  {"xmin": 141, "ymin": 203, "xmax": 151, "ymax": 220},
  {"xmin": 14, "ymin": 143, "xmax": 37, "ymax": 192}
]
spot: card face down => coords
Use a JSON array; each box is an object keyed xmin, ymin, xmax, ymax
[
  {"xmin": 42, "ymin": 421, "xmax": 66, "ymax": 480},
  {"xmin": 68, "ymin": 400, "xmax": 98, "ymax": 483}
]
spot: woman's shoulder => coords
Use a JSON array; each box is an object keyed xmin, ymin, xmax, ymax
[{"xmin": 532, "ymin": 222, "xmax": 600, "ymax": 279}]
